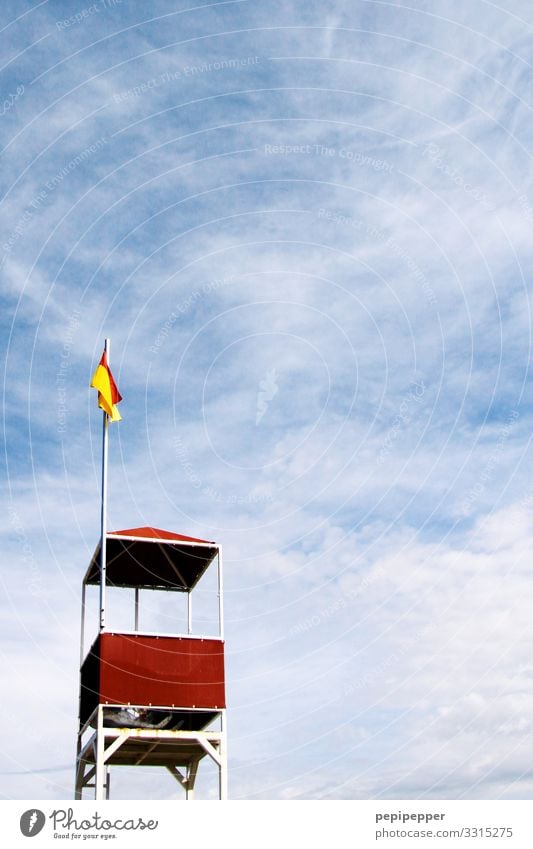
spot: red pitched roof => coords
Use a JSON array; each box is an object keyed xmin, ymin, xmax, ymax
[
  {"xmin": 85, "ymin": 526, "xmax": 219, "ymax": 589},
  {"xmin": 108, "ymin": 526, "xmax": 214, "ymax": 544}
]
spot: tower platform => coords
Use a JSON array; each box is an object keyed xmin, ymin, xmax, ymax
[{"xmin": 76, "ymin": 706, "xmax": 225, "ymax": 799}]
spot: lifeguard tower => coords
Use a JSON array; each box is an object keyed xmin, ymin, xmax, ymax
[{"xmin": 75, "ymin": 525, "xmax": 227, "ymax": 800}]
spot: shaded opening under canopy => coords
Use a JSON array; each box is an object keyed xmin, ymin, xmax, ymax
[{"xmin": 84, "ymin": 526, "xmax": 218, "ymax": 591}]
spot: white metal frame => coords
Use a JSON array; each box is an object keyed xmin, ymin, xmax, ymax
[{"xmin": 80, "ymin": 540, "xmax": 223, "ymax": 658}]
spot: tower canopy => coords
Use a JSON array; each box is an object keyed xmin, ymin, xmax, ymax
[{"xmin": 84, "ymin": 526, "xmax": 218, "ymax": 591}]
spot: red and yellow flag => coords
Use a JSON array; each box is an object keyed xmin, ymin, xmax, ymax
[{"xmin": 91, "ymin": 350, "xmax": 122, "ymax": 421}]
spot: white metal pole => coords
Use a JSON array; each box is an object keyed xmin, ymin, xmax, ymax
[
  {"xmin": 74, "ymin": 729, "xmax": 83, "ymax": 799},
  {"xmin": 219, "ymin": 709, "xmax": 228, "ymax": 800},
  {"xmin": 98, "ymin": 338, "xmax": 110, "ymax": 632},
  {"xmin": 95, "ymin": 705, "xmax": 105, "ymax": 801},
  {"xmin": 80, "ymin": 583, "xmax": 86, "ymax": 666},
  {"xmin": 187, "ymin": 591, "xmax": 192, "ymax": 635},
  {"xmin": 217, "ymin": 547, "xmax": 224, "ymax": 640}
]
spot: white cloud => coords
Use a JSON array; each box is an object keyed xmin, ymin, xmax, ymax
[{"xmin": 2, "ymin": 0, "xmax": 533, "ymax": 800}]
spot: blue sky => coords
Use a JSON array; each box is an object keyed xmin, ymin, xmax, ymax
[{"xmin": 2, "ymin": 0, "xmax": 533, "ymax": 800}]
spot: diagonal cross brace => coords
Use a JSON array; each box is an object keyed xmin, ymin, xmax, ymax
[
  {"xmin": 103, "ymin": 730, "xmax": 133, "ymax": 763},
  {"xmin": 197, "ymin": 736, "xmax": 221, "ymax": 766},
  {"xmin": 167, "ymin": 765, "xmax": 188, "ymax": 788}
]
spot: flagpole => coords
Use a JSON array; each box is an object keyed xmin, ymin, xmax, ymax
[{"xmin": 99, "ymin": 338, "xmax": 110, "ymax": 631}]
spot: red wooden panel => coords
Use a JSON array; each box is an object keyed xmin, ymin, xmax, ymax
[{"xmin": 98, "ymin": 633, "xmax": 225, "ymax": 709}]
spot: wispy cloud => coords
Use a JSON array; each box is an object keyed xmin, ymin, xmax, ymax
[{"xmin": 1, "ymin": 0, "xmax": 533, "ymax": 800}]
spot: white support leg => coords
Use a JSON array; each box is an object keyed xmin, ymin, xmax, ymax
[
  {"xmin": 75, "ymin": 731, "xmax": 83, "ymax": 799},
  {"xmin": 219, "ymin": 710, "xmax": 228, "ymax": 800},
  {"xmin": 186, "ymin": 758, "xmax": 200, "ymax": 800},
  {"xmin": 95, "ymin": 706, "xmax": 106, "ymax": 801},
  {"xmin": 218, "ymin": 743, "xmax": 228, "ymax": 800}
]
